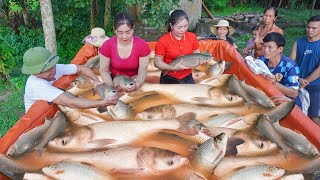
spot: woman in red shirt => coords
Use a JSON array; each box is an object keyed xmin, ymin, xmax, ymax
[
  {"xmin": 100, "ymin": 13, "xmax": 151, "ymax": 91},
  {"xmin": 154, "ymin": 9, "xmax": 200, "ymax": 84}
]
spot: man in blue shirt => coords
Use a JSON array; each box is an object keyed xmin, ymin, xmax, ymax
[
  {"xmin": 290, "ymin": 15, "xmax": 320, "ymax": 126},
  {"xmin": 260, "ymin": 32, "xmax": 301, "ymax": 107}
]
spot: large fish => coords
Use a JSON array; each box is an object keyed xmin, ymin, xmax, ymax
[
  {"xmin": 23, "ymin": 172, "xmax": 54, "ymax": 180},
  {"xmin": 256, "ymin": 114, "xmax": 292, "ymax": 157},
  {"xmin": 273, "ymin": 121, "xmax": 319, "ymax": 158},
  {"xmin": 163, "ymin": 53, "xmax": 214, "ymax": 75},
  {"xmin": 189, "ymin": 133, "xmax": 228, "ymax": 179},
  {"xmin": 199, "ymin": 73, "xmax": 232, "ymax": 87},
  {"xmin": 135, "ymin": 103, "xmax": 252, "ymax": 122},
  {"xmin": 239, "ymin": 80, "xmax": 275, "ymax": 109},
  {"xmin": 48, "ymin": 113, "xmax": 200, "ymax": 151},
  {"xmin": 33, "ymin": 111, "xmax": 68, "ymax": 153},
  {"xmin": 42, "ymin": 161, "xmax": 113, "ymax": 180},
  {"xmin": 228, "ymin": 74, "xmax": 255, "ymax": 105},
  {"xmin": 13, "ymin": 147, "xmax": 189, "ymax": 176},
  {"xmin": 220, "ymin": 165, "xmax": 285, "ymax": 180},
  {"xmin": 113, "ymin": 74, "xmax": 135, "ymax": 91},
  {"xmin": 107, "ymin": 100, "xmax": 135, "ymax": 120},
  {"xmin": 133, "ymin": 83, "xmax": 243, "ymax": 107},
  {"xmin": 6, "ymin": 118, "xmax": 52, "ymax": 157}
]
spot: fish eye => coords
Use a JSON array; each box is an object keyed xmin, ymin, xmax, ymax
[
  {"xmin": 147, "ymin": 115, "xmax": 153, "ymax": 119},
  {"xmin": 229, "ymin": 96, "xmax": 234, "ymax": 101},
  {"xmin": 167, "ymin": 160, "xmax": 174, "ymax": 166},
  {"xmin": 259, "ymin": 142, "xmax": 264, "ymax": 149},
  {"xmin": 61, "ymin": 139, "xmax": 67, "ymax": 145}
]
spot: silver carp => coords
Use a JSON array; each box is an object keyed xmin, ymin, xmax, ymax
[
  {"xmin": 42, "ymin": 161, "xmax": 113, "ymax": 180},
  {"xmin": 265, "ymin": 100, "xmax": 295, "ymax": 123},
  {"xmin": 48, "ymin": 113, "xmax": 200, "ymax": 151},
  {"xmin": 135, "ymin": 83, "xmax": 243, "ymax": 107},
  {"xmin": 207, "ymin": 60, "xmax": 225, "ymax": 78},
  {"xmin": 6, "ymin": 118, "xmax": 52, "ymax": 157},
  {"xmin": 107, "ymin": 100, "xmax": 135, "ymax": 120},
  {"xmin": 0, "ymin": 154, "xmax": 26, "ymax": 180},
  {"xmin": 221, "ymin": 165, "xmax": 285, "ymax": 180}
]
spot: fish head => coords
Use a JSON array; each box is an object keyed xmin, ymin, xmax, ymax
[
  {"xmin": 308, "ymin": 145, "xmax": 320, "ymax": 158},
  {"xmin": 74, "ymin": 76, "xmax": 93, "ymax": 89},
  {"xmin": 207, "ymin": 60, "xmax": 225, "ymax": 78},
  {"xmin": 104, "ymin": 84, "xmax": 118, "ymax": 99},
  {"xmin": 209, "ymin": 88, "xmax": 244, "ymax": 106},
  {"xmin": 47, "ymin": 128, "xmax": 91, "ymax": 151},
  {"xmin": 235, "ymin": 133, "xmax": 278, "ymax": 156},
  {"xmin": 192, "ymin": 69, "xmax": 208, "ymax": 84},
  {"xmin": 135, "ymin": 105, "xmax": 176, "ymax": 120},
  {"xmin": 6, "ymin": 145, "xmax": 18, "ymax": 157},
  {"xmin": 138, "ymin": 148, "xmax": 189, "ymax": 174}
]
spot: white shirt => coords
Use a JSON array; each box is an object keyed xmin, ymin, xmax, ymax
[{"xmin": 24, "ymin": 64, "xmax": 77, "ymax": 112}]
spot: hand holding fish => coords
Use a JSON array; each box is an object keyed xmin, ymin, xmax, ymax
[
  {"xmin": 299, "ymin": 78, "xmax": 309, "ymax": 88},
  {"xmin": 92, "ymin": 79, "xmax": 103, "ymax": 92},
  {"xmin": 172, "ymin": 60, "xmax": 191, "ymax": 70},
  {"xmin": 265, "ymin": 74, "xmax": 277, "ymax": 85}
]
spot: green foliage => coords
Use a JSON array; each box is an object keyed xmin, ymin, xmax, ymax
[
  {"xmin": 0, "ymin": 27, "xmax": 15, "ymax": 78},
  {"xmin": 204, "ymin": 0, "xmax": 230, "ymax": 11}
]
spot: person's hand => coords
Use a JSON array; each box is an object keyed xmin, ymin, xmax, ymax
[
  {"xmin": 266, "ymin": 74, "xmax": 277, "ymax": 85},
  {"xmin": 92, "ymin": 80, "xmax": 103, "ymax": 91},
  {"xmin": 243, "ymin": 48, "xmax": 249, "ymax": 55},
  {"xmin": 102, "ymin": 95, "xmax": 118, "ymax": 106},
  {"xmin": 299, "ymin": 78, "xmax": 309, "ymax": 89}
]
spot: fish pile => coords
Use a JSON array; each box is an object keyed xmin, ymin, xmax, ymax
[{"xmin": 1, "ymin": 54, "xmax": 320, "ymax": 180}]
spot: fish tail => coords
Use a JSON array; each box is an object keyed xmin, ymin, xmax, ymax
[{"xmin": 176, "ymin": 112, "xmax": 199, "ymax": 135}]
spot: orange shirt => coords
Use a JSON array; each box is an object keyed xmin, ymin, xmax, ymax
[
  {"xmin": 155, "ymin": 31, "xmax": 199, "ymax": 80},
  {"xmin": 255, "ymin": 24, "xmax": 283, "ymax": 58}
]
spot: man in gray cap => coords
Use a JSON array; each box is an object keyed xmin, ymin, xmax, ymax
[{"xmin": 22, "ymin": 46, "xmax": 118, "ymax": 112}]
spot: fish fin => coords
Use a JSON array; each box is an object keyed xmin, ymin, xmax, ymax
[
  {"xmin": 137, "ymin": 148, "xmax": 158, "ymax": 174},
  {"xmin": 224, "ymin": 61, "xmax": 233, "ymax": 71},
  {"xmin": 87, "ymin": 139, "xmax": 117, "ymax": 148},
  {"xmin": 110, "ymin": 168, "xmax": 144, "ymax": 175},
  {"xmin": 226, "ymin": 137, "xmax": 245, "ymax": 156},
  {"xmin": 97, "ymin": 107, "xmax": 108, "ymax": 113},
  {"xmin": 190, "ymin": 97, "xmax": 214, "ymax": 104},
  {"xmin": 34, "ymin": 147, "xmax": 45, "ymax": 158},
  {"xmin": 176, "ymin": 112, "xmax": 199, "ymax": 135}
]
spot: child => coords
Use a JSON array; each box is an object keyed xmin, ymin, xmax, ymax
[{"xmin": 243, "ymin": 26, "xmax": 259, "ymax": 57}]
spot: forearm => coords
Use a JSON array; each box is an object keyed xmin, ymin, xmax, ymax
[
  {"xmin": 77, "ymin": 65, "xmax": 100, "ymax": 82},
  {"xmin": 274, "ymin": 82, "xmax": 298, "ymax": 98},
  {"xmin": 154, "ymin": 56, "xmax": 176, "ymax": 70},
  {"xmin": 305, "ymin": 65, "xmax": 320, "ymax": 83},
  {"xmin": 100, "ymin": 70, "xmax": 113, "ymax": 85},
  {"xmin": 53, "ymin": 93, "xmax": 110, "ymax": 109},
  {"xmin": 99, "ymin": 55, "xmax": 113, "ymax": 85}
]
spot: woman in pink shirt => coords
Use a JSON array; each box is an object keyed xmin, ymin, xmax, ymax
[{"xmin": 100, "ymin": 13, "xmax": 151, "ymax": 92}]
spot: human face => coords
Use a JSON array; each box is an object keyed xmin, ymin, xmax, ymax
[
  {"xmin": 171, "ymin": 18, "xmax": 188, "ymax": 39},
  {"xmin": 36, "ymin": 66, "xmax": 56, "ymax": 81},
  {"xmin": 263, "ymin": 41, "xmax": 282, "ymax": 61},
  {"xmin": 115, "ymin": 24, "xmax": 134, "ymax": 44},
  {"xmin": 252, "ymin": 30, "xmax": 258, "ymax": 40},
  {"xmin": 263, "ymin": 9, "xmax": 276, "ymax": 25},
  {"xmin": 306, "ymin": 21, "xmax": 320, "ymax": 40},
  {"xmin": 217, "ymin": 27, "xmax": 228, "ymax": 38}
]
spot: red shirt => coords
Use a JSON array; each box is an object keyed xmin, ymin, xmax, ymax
[
  {"xmin": 100, "ymin": 36, "xmax": 151, "ymax": 77},
  {"xmin": 155, "ymin": 32, "xmax": 199, "ymax": 80}
]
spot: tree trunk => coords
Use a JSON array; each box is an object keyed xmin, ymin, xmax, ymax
[
  {"xmin": 311, "ymin": 0, "xmax": 316, "ymax": 16},
  {"xmin": 103, "ymin": 0, "xmax": 111, "ymax": 30},
  {"xmin": 90, "ymin": 0, "xmax": 98, "ymax": 30},
  {"xmin": 40, "ymin": 0, "xmax": 57, "ymax": 53},
  {"xmin": 21, "ymin": 0, "xmax": 29, "ymax": 25}
]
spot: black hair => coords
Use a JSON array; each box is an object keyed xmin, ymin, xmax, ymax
[
  {"xmin": 167, "ymin": 9, "xmax": 189, "ymax": 32},
  {"xmin": 264, "ymin": 7, "xmax": 278, "ymax": 19},
  {"xmin": 251, "ymin": 25, "xmax": 259, "ymax": 31},
  {"xmin": 263, "ymin": 32, "xmax": 286, "ymax": 47},
  {"xmin": 308, "ymin": 15, "xmax": 320, "ymax": 23},
  {"xmin": 114, "ymin": 13, "xmax": 134, "ymax": 30}
]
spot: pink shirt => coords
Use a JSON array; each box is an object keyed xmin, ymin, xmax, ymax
[{"xmin": 100, "ymin": 36, "xmax": 151, "ymax": 77}]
